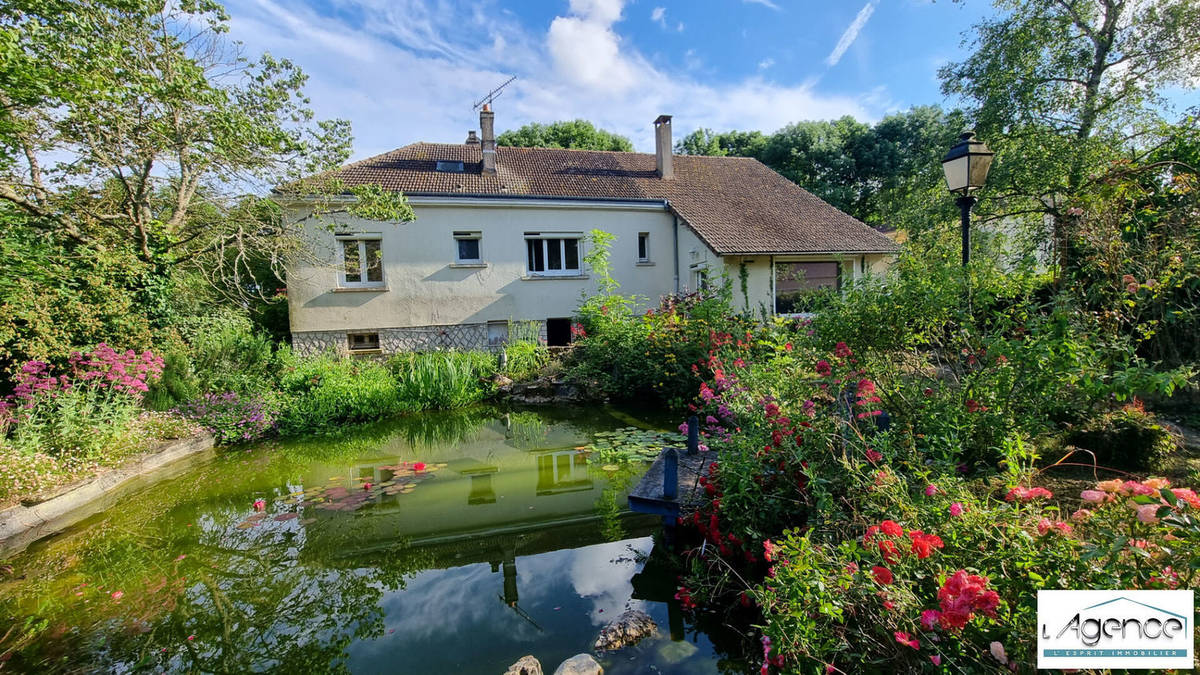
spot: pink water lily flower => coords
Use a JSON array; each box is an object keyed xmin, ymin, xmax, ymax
[{"xmin": 252, "ymin": 499, "xmax": 265, "ymax": 511}]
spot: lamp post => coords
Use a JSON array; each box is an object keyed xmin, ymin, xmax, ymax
[{"xmin": 941, "ymin": 131, "xmax": 994, "ymax": 266}]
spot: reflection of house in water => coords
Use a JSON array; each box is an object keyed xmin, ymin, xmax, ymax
[
  {"xmin": 456, "ymin": 458, "xmax": 499, "ymax": 505},
  {"xmin": 535, "ymin": 450, "xmax": 593, "ymax": 496},
  {"xmin": 299, "ymin": 416, "xmax": 613, "ymax": 553}
]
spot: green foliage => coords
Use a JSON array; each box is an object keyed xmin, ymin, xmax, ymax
[
  {"xmin": 583, "ymin": 427, "xmax": 683, "ymax": 465},
  {"xmin": 388, "ymin": 350, "xmax": 496, "ymax": 411},
  {"xmin": 496, "ymin": 119, "xmax": 633, "ymax": 151},
  {"xmin": 940, "ymin": 0, "xmax": 1200, "ymax": 242},
  {"xmin": 675, "ymin": 128, "xmax": 767, "ymax": 158},
  {"xmin": 0, "ymin": 217, "xmax": 156, "ymax": 381},
  {"xmin": 503, "ymin": 341, "xmax": 551, "ymax": 381},
  {"xmin": 1067, "ymin": 404, "xmax": 1182, "ymax": 472},
  {"xmin": 179, "ymin": 313, "xmax": 279, "ymax": 396},
  {"xmin": 7, "ymin": 386, "xmax": 141, "ymax": 460},
  {"xmin": 275, "ymin": 350, "xmax": 402, "ymax": 435}
]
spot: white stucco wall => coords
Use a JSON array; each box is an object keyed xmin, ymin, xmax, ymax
[
  {"xmin": 285, "ymin": 198, "xmax": 708, "ymax": 336},
  {"xmin": 284, "ymin": 196, "xmax": 895, "ymax": 352}
]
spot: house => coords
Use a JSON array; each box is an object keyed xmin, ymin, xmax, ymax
[{"xmin": 282, "ymin": 109, "xmax": 899, "ymax": 355}]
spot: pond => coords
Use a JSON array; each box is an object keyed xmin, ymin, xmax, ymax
[{"xmin": 0, "ymin": 406, "xmax": 749, "ymax": 673}]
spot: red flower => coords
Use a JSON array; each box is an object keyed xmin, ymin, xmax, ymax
[
  {"xmin": 965, "ymin": 399, "xmax": 988, "ymax": 413},
  {"xmin": 413, "ymin": 462, "xmax": 427, "ymax": 472},
  {"xmin": 815, "ymin": 360, "xmax": 832, "ymax": 376},
  {"xmin": 834, "ymin": 342, "xmax": 853, "ymax": 358},
  {"xmin": 880, "ymin": 520, "xmax": 903, "ymax": 537},
  {"xmin": 936, "ymin": 570, "xmax": 999, "ymax": 631},
  {"xmin": 907, "ymin": 530, "xmax": 945, "ymax": 559},
  {"xmin": 894, "ymin": 631, "xmax": 920, "ymax": 649},
  {"xmin": 865, "ymin": 449, "xmax": 883, "ymax": 464},
  {"xmin": 863, "ymin": 525, "xmax": 880, "ymax": 543},
  {"xmin": 763, "ymin": 540, "xmax": 775, "ymax": 562},
  {"xmin": 878, "ymin": 539, "xmax": 900, "ymax": 564},
  {"xmin": 871, "ymin": 566, "xmax": 894, "ymax": 585}
]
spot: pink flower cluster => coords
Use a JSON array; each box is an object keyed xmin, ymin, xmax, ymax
[
  {"xmin": 1004, "ymin": 485, "xmax": 1053, "ymax": 502},
  {"xmin": 926, "ymin": 570, "xmax": 1000, "ymax": 632},
  {"xmin": 5, "ymin": 345, "xmax": 163, "ymax": 414},
  {"xmin": 69, "ymin": 344, "xmax": 164, "ymax": 396},
  {"xmin": 1080, "ymin": 477, "xmax": 1200, "ymax": 524}
]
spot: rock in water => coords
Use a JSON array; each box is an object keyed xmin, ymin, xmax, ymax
[
  {"xmin": 593, "ymin": 609, "xmax": 657, "ymax": 651},
  {"xmin": 552, "ymin": 653, "xmax": 603, "ymax": 675},
  {"xmin": 503, "ymin": 655, "xmax": 543, "ymax": 675}
]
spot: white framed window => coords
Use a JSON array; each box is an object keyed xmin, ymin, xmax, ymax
[
  {"xmin": 337, "ymin": 235, "xmax": 384, "ymax": 287},
  {"xmin": 454, "ymin": 231, "xmax": 482, "ymax": 263},
  {"xmin": 525, "ymin": 233, "xmax": 581, "ymax": 276},
  {"xmin": 691, "ymin": 267, "xmax": 709, "ymax": 291},
  {"xmin": 774, "ymin": 261, "xmax": 840, "ymax": 315},
  {"xmin": 637, "ymin": 232, "xmax": 650, "ymax": 263}
]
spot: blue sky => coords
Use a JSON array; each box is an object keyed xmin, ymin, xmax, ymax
[{"xmin": 222, "ymin": 0, "xmax": 999, "ymax": 159}]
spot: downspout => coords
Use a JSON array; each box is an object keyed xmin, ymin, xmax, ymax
[{"xmin": 670, "ymin": 203, "xmax": 680, "ymax": 294}]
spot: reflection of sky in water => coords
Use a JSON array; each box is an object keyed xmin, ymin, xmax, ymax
[{"xmin": 347, "ymin": 536, "xmax": 713, "ymax": 674}]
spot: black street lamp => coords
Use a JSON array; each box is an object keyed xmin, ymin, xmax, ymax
[{"xmin": 941, "ymin": 131, "xmax": 994, "ymax": 266}]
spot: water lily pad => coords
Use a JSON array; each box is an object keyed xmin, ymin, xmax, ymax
[
  {"xmin": 601, "ymin": 464, "xmax": 620, "ymax": 472},
  {"xmin": 273, "ymin": 513, "xmax": 299, "ymax": 522}
]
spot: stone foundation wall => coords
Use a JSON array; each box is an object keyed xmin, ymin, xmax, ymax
[{"xmin": 291, "ymin": 321, "xmax": 548, "ymax": 356}]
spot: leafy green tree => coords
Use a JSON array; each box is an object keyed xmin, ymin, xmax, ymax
[
  {"xmin": 496, "ymin": 120, "xmax": 633, "ymax": 151},
  {"xmin": 0, "ymin": 0, "xmax": 411, "ymax": 303},
  {"xmin": 940, "ymin": 0, "xmax": 1200, "ymax": 247},
  {"xmin": 674, "ymin": 128, "xmax": 767, "ymax": 158}
]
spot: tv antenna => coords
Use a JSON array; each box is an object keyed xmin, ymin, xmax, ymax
[{"xmin": 473, "ymin": 75, "xmax": 517, "ymax": 111}]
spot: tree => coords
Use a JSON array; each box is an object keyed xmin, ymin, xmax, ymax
[
  {"xmin": 0, "ymin": 0, "xmax": 411, "ymax": 304},
  {"xmin": 940, "ymin": 0, "xmax": 1200, "ymax": 248},
  {"xmin": 496, "ymin": 120, "xmax": 633, "ymax": 151},
  {"xmin": 674, "ymin": 128, "xmax": 766, "ymax": 158}
]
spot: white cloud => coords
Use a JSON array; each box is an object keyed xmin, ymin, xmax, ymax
[
  {"xmin": 650, "ymin": 6, "xmax": 666, "ymax": 26},
  {"xmin": 758, "ymin": 58, "xmax": 775, "ymax": 70},
  {"xmin": 676, "ymin": 21, "xmax": 684, "ymax": 32},
  {"xmin": 743, "ymin": 0, "xmax": 781, "ymax": 10},
  {"xmin": 223, "ymin": 0, "xmax": 889, "ymax": 158},
  {"xmin": 826, "ymin": 1, "xmax": 878, "ymax": 67}
]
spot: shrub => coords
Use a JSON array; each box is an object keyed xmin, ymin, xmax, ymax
[
  {"xmin": 569, "ymin": 287, "xmax": 756, "ymax": 410},
  {"xmin": 177, "ymin": 313, "xmax": 278, "ymax": 395},
  {"xmin": 276, "ymin": 350, "xmax": 401, "ymax": 434},
  {"xmin": 176, "ymin": 391, "xmax": 281, "ymax": 445},
  {"xmin": 751, "ymin": 471, "xmax": 1200, "ymax": 673},
  {"xmin": 1066, "ymin": 403, "xmax": 1181, "ymax": 471},
  {"xmin": 3, "ymin": 345, "xmax": 163, "ymax": 459}
]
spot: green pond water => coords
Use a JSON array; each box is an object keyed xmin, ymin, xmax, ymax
[{"xmin": 0, "ymin": 406, "xmax": 748, "ymax": 673}]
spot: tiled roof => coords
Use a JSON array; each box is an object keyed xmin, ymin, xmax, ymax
[{"xmin": 313, "ymin": 142, "xmax": 899, "ymax": 256}]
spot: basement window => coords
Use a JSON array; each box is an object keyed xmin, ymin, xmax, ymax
[
  {"xmin": 436, "ymin": 160, "xmax": 465, "ymax": 173},
  {"xmin": 348, "ymin": 332, "xmax": 380, "ymax": 352}
]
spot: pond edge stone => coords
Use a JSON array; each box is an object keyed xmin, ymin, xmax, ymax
[{"xmin": 0, "ymin": 433, "xmax": 215, "ymax": 557}]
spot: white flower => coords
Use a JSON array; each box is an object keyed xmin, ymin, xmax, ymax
[{"xmin": 989, "ymin": 641, "xmax": 1007, "ymax": 665}]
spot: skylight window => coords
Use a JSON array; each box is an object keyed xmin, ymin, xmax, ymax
[{"xmin": 436, "ymin": 160, "xmax": 465, "ymax": 173}]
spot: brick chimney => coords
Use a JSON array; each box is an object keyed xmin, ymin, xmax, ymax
[
  {"xmin": 654, "ymin": 114, "xmax": 673, "ymax": 180},
  {"xmin": 480, "ymin": 104, "xmax": 497, "ymax": 175},
  {"xmin": 465, "ymin": 130, "xmax": 479, "ymax": 145}
]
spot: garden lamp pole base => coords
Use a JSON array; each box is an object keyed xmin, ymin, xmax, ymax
[{"xmin": 956, "ymin": 194, "xmax": 976, "ymax": 266}]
